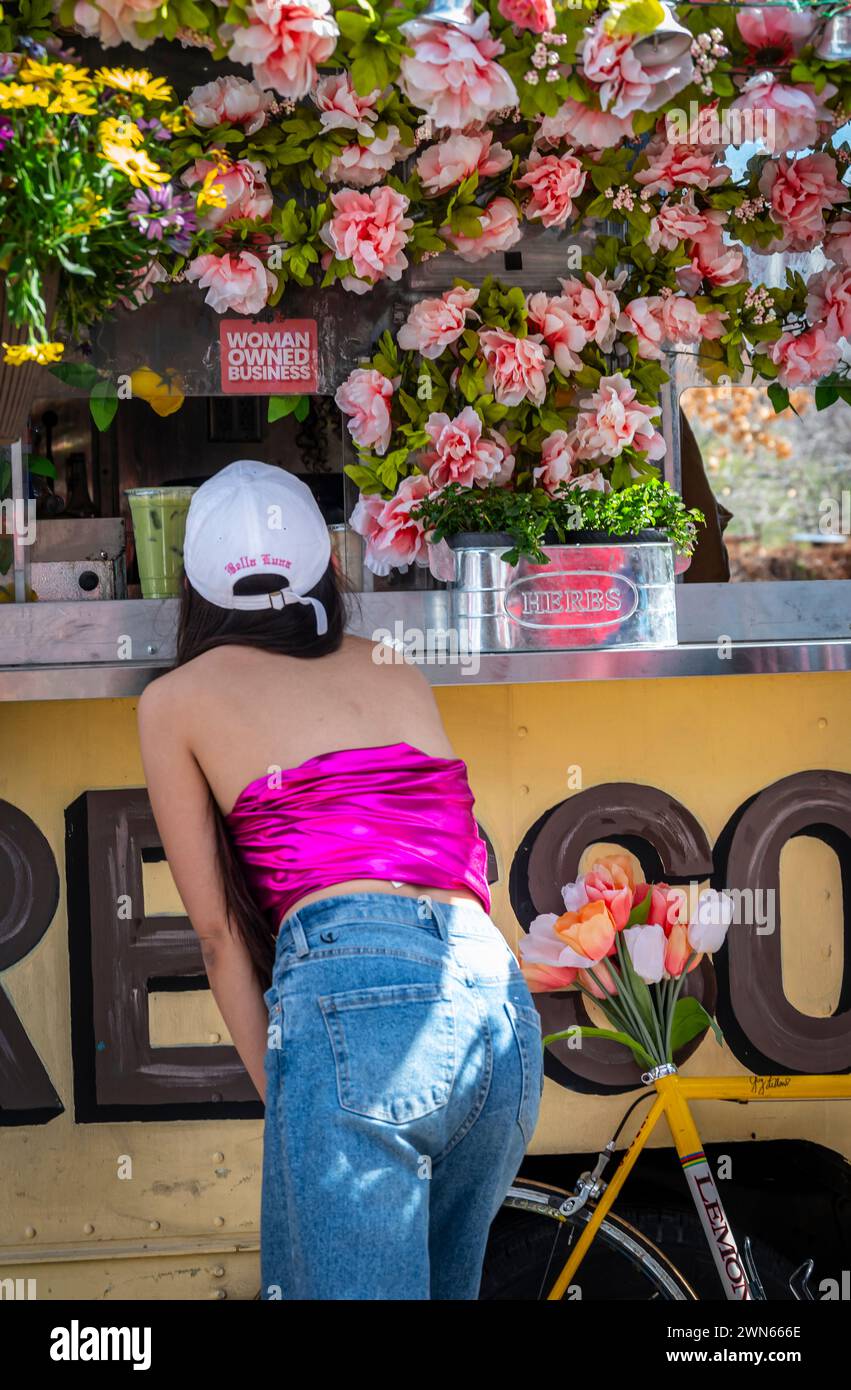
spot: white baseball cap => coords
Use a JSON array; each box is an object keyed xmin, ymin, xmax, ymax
[{"xmin": 182, "ymin": 459, "xmax": 331, "ymax": 635}]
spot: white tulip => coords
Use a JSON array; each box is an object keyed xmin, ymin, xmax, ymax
[{"xmin": 688, "ymin": 889, "xmax": 734, "ymax": 954}]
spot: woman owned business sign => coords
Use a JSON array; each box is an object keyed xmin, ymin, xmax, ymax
[{"xmin": 219, "ymin": 318, "xmax": 318, "ymax": 393}]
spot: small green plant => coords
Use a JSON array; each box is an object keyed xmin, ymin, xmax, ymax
[{"xmin": 412, "ymin": 477, "xmax": 704, "ymax": 566}]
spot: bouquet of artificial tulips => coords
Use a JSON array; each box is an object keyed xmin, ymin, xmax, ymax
[{"xmin": 518, "ymin": 853, "xmax": 733, "ymax": 1069}]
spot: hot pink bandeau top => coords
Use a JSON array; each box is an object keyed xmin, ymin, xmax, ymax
[{"xmin": 223, "ymin": 741, "xmax": 491, "ymax": 931}]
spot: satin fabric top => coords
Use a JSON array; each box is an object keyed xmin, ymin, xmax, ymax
[{"xmin": 223, "ymin": 741, "xmax": 491, "ymax": 931}]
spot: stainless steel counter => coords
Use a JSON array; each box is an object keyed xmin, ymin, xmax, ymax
[{"xmin": 0, "ymin": 582, "xmax": 849, "ymax": 700}]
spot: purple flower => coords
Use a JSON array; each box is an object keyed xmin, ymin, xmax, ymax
[
  {"xmin": 127, "ymin": 183, "xmax": 197, "ymax": 254},
  {"xmin": 136, "ymin": 118, "xmax": 172, "ymax": 143},
  {"xmin": 0, "ymin": 119, "xmax": 14, "ymax": 150}
]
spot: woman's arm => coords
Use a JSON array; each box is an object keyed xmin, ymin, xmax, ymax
[{"xmin": 137, "ymin": 675, "xmax": 269, "ymax": 1103}]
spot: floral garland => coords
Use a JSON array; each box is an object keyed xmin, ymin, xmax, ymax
[{"xmin": 335, "ymin": 274, "xmax": 707, "ymax": 574}]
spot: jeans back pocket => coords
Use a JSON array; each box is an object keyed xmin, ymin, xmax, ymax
[
  {"xmin": 319, "ymin": 982, "xmax": 456, "ymax": 1125},
  {"xmin": 505, "ymin": 999, "xmax": 544, "ymax": 1147}
]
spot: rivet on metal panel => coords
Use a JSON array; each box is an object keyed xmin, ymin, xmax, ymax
[
  {"xmin": 519, "ymin": 785, "xmax": 530, "ymax": 796},
  {"xmin": 818, "ymin": 718, "xmax": 828, "ymax": 729},
  {"xmin": 149, "ymin": 1221, "xmax": 161, "ymax": 1231},
  {"xmin": 212, "ymin": 1152, "xmax": 225, "ymax": 1162},
  {"xmin": 83, "ymin": 1223, "xmax": 95, "ymax": 1235},
  {"xmin": 213, "ymin": 1216, "xmax": 225, "ymax": 1227},
  {"xmin": 212, "ymin": 1267, "xmax": 225, "ymax": 1278},
  {"xmin": 24, "ymin": 1226, "xmax": 36, "ymax": 1238},
  {"xmin": 209, "ymin": 1033, "xmax": 221, "ymax": 1043},
  {"xmin": 517, "ymin": 726, "xmax": 528, "ymax": 738},
  {"xmin": 210, "ymin": 1289, "xmax": 227, "ymax": 1299}
]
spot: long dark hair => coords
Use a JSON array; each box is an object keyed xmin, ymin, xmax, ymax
[{"xmin": 172, "ymin": 563, "xmax": 348, "ymax": 985}]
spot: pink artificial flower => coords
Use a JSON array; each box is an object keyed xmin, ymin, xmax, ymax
[
  {"xmin": 423, "ymin": 406, "xmax": 513, "ymax": 488},
  {"xmin": 526, "ymin": 290, "xmax": 587, "ymax": 374},
  {"xmin": 72, "ymin": 0, "xmax": 159, "ymax": 49},
  {"xmin": 635, "ymin": 136, "xmax": 731, "ymax": 198},
  {"xmin": 319, "ymin": 186, "xmax": 413, "ymax": 293},
  {"xmin": 441, "ymin": 196, "xmax": 522, "ymax": 262},
  {"xmin": 647, "ymin": 190, "xmax": 711, "ymax": 254},
  {"xmin": 350, "ymin": 473, "xmax": 433, "ymax": 576},
  {"xmin": 665, "ymin": 924, "xmax": 702, "ymax": 978},
  {"xmin": 618, "ymin": 296, "xmax": 666, "ymax": 360},
  {"xmin": 398, "ymin": 13, "xmax": 518, "ymax": 129},
  {"xmin": 570, "ymin": 468, "xmax": 610, "ymax": 493},
  {"xmin": 497, "ymin": 0, "xmax": 555, "ymax": 34},
  {"xmin": 677, "ymin": 211, "xmax": 745, "ymax": 293},
  {"xmin": 574, "ymin": 373, "xmax": 666, "ymax": 462},
  {"xmin": 623, "ymin": 924, "xmax": 668, "ymax": 984},
  {"xmin": 536, "ymin": 97, "xmax": 634, "ymax": 150},
  {"xmin": 187, "ymin": 75, "xmax": 273, "ymax": 136},
  {"xmin": 731, "ymin": 74, "xmax": 837, "ymax": 156},
  {"xmin": 583, "ymin": 858, "xmax": 637, "ymax": 930},
  {"xmin": 335, "ymin": 368, "xmax": 395, "ymax": 455},
  {"xmin": 736, "ymin": 5, "xmax": 818, "ymax": 60},
  {"xmin": 645, "ymin": 883, "xmax": 687, "ymax": 936},
  {"xmin": 314, "ymin": 72, "xmax": 380, "ymax": 137},
  {"xmin": 479, "ymin": 327, "xmax": 553, "ymax": 407},
  {"xmin": 759, "ymin": 153, "xmax": 848, "ymax": 252},
  {"xmin": 119, "ymin": 258, "xmax": 168, "ymax": 310},
  {"xmin": 770, "ymin": 326, "xmax": 840, "ymax": 387},
  {"xmin": 662, "ymin": 295, "xmax": 725, "ymax": 348},
  {"xmin": 185, "ymin": 250, "xmax": 277, "ymax": 314},
  {"xmin": 826, "ymin": 218, "xmax": 851, "ymax": 268},
  {"xmin": 397, "ymin": 285, "xmax": 480, "ymax": 359},
  {"xmin": 517, "ymin": 150, "xmax": 586, "ymax": 229},
  {"xmin": 534, "ymin": 430, "xmax": 577, "ymax": 493},
  {"xmin": 181, "ymin": 157, "xmax": 273, "ymax": 228},
  {"xmin": 581, "ymin": 17, "xmax": 693, "ymax": 119},
  {"xmin": 416, "ymin": 131, "xmax": 512, "ymax": 195},
  {"xmin": 326, "ymin": 129, "xmax": 405, "ymax": 185},
  {"xmin": 531, "ymin": 272, "xmax": 623, "ymax": 365},
  {"xmin": 225, "ymin": 0, "xmax": 339, "ymax": 99},
  {"xmin": 807, "ymin": 265, "xmax": 851, "ymax": 339}
]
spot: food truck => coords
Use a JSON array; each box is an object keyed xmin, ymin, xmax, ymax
[{"xmin": 1, "ymin": 1, "xmax": 850, "ymax": 1303}]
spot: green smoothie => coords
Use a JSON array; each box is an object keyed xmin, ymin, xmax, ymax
[{"xmin": 125, "ymin": 487, "xmax": 196, "ymax": 599}]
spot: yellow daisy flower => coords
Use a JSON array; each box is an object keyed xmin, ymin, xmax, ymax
[
  {"xmin": 0, "ymin": 83, "xmax": 49, "ymax": 109},
  {"xmin": 94, "ymin": 68, "xmax": 175, "ymax": 104},
  {"xmin": 99, "ymin": 116, "xmax": 144, "ymax": 147},
  {"xmin": 49, "ymin": 85, "xmax": 98, "ymax": 116},
  {"xmin": 18, "ymin": 59, "xmax": 92, "ymax": 87},
  {"xmin": 3, "ymin": 341, "xmax": 65, "ymax": 366},
  {"xmin": 100, "ymin": 138, "xmax": 170, "ymax": 188}
]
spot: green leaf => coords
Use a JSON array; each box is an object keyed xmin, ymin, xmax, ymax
[
  {"xmin": 25, "ymin": 453, "xmax": 56, "ymax": 479},
  {"xmin": 49, "ymin": 362, "xmax": 101, "ymax": 392},
  {"xmin": 767, "ymin": 382, "xmax": 791, "ymax": 415},
  {"xmin": 625, "ymin": 889, "xmax": 652, "ymax": 927},
  {"xmin": 343, "ymin": 463, "xmax": 383, "ymax": 493},
  {"xmin": 815, "ymin": 381, "xmax": 839, "ymax": 411},
  {"xmin": 669, "ymin": 997, "xmax": 721, "ymax": 1054},
  {"xmin": 542, "ymin": 1025, "xmax": 655, "ymax": 1069},
  {"xmin": 89, "ymin": 380, "xmax": 118, "ymax": 433},
  {"xmin": 336, "ymin": 9, "xmax": 371, "ymax": 39},
  {"xmin": 268, "ymin": 394, "xmax": 305, "ymax": 422}
]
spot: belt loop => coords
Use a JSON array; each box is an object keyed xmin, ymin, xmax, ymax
[
  {"xmin": 280, "ymin": 911, "xmax": 310, "ymax": 958},
  {"xmin": 431, "ymin": 900, "xmax": 450, "ymax": 942}
]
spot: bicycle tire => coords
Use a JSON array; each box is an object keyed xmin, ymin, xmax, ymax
[{"xmin": 479, "ymin": 1179, "xmax": 698, "ymax": 1300}]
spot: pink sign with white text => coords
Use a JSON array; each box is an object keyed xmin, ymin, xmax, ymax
[{"xmin": 219, "ymin": 318, "xmax": 318, "ymax": 394}]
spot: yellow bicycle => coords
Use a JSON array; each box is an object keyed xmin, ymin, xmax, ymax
[{"xmin": 482, "ymin": 1065, "xmax": 851, "ymax": 1301}]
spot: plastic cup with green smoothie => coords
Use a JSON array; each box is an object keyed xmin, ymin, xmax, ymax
[{"xmin": 125, "ymin": 487, "xmax": 196, "ymax": 599}]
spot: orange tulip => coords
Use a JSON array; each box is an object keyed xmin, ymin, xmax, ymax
[
  {"xmin": 554, "ymin": 899, "xmax": 617, "ymax": 965},
  {"xmin": 664, "ymin": 924, "xmax": 702, "ymax": 978}
]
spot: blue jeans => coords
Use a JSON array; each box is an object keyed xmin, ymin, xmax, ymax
[{"xmin": 260, "ymin": 891, "xmax": 545, "ymax": 1300}]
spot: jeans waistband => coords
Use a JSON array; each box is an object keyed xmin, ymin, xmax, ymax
[{"xmin": 276, "ymin": 891, "xmax": 496, "ymax": 959}]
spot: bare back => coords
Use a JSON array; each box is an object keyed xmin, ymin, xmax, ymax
[{"xmin": 152, "ymin": 635, "xmax": 456, "ymax": 818}]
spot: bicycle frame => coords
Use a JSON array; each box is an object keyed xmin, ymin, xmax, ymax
[{"xmin": 546, "ymin": 1070, "xmax": 851, "ymax": 1301}]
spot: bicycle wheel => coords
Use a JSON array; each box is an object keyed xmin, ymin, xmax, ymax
[{"xmin": 479, "ymin": 1179, "xmax": 698, "ymax": 1300}]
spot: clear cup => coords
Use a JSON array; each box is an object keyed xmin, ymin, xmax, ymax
[{"xmin": 125, "ymin": 486, "xmax": 196, "ymax": 599}]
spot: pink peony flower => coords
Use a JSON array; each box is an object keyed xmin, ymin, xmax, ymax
[
  {"xmin": 677, "ymin": 211, "xmax": 745, "ymax": 293},
  {"xmin": 647, "ymin": 190, "xmax": 711, "ymax": 254},
  {"xmin": 181, "ymin": 157, "xmax": 273, "ymax": 228},
  {"xmin": 574, "ymin": 373, "xmax": 666, "ymax": 462},
  {"xmin": 769, "ymin": 326, "xmax": 840, "ymax": 387},
  {"xmin": 350, "ymin": 473, "xmax": 433, "ymax": 576},
  {"xmin": 416, "ymin": 131, "xmax": 512, "ymax": 195},
  {"xmin": 807, "ymin": 265, "xmax": 851, "ymax": 339},
  {"xmin": 570, "ymin": 468, "xmax": 610, "ymax": 493},
  {"xmin": 635, "ymin": 136, "xmax": 731, "ymax": 198},
  {"xmin": 399, "ymin": 13, "xmax": 518, "ymax": 129},
  {"xmin": 526, "ymin": 290, "xmax": 587, "ymax": 374},
  {"xmin": 517, "ymin": 150, "xmax": 586, "ymax": 229},
  {"xmin": 731, "ymin": 74, "xmax": 837, "ymax": 156},
  {"xmin": 826, "ymin": 218, "xmax": 851, "ymax": 269},
  {"xmin": 119, "ymin": 258, "xmax": 168, "ymax": 310},
  {"xmin": 72, "ymin": 0, "xmax": 159, "ymax": 49},
  {"xmin": 662, "ymin": 295, "xmax": 725, "ymax": 347},
  {"xmin": 314, "ymin": 72, "xmax": 380, "ymax": 138},
  {"xmin": 319, "ymin": 186, "xmax": 413, "ymax": 293},
  {"xmin": 441, "ymin": 196, "xmax": 522, "ymax": 262},
  {"xmin": 581, "ymin": 17, "xmax": 693, "ymax": 119},
  {"xmin": 185, "ymin": 250, "xmax": 277, "ymax": 314},
  {"xmin": 423, "ymin": 407, "xmax": 513, "ymax": 488},
  {"xmin": 497, "ymin": 0, "xmax": 555, "ymax": 34},
  {"xmin": 225, "ymin": 0, "xmax": 339, "ymax": 99},
  {"xmin": 479, "ymin": 327, "xmax": 553, "ymax": 407},
  {"xmin": 536, "ymin": 97, "xmax": 634, "ymax": 150},
  {"xmin": 736, "ymin": 5, "xmax": 818, "ymax": 59},
  {"xmin": 187, "ymin": 75, "xmax": 273, "ymax": 136},
  {"xmin": 534, "ymin": 430, "xmax": 577, "ymax": 493},
  {"xmin": 618, "ymin": 296, "xmax": 666, "ymax": 360},
  {"xmin": 326, "ymin": 129, "xmax": 405, "ymax": 186},
  {"xmin": 397, "ymin": 286, "xmax": 480, "ymax": 359},
  {"xmin": 335, "ymin": 368, "xmax": 395, "ymax": 455},
  {"xmin": 759, "ymin": 153, "xmax": 848, "ymax": 252}
]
